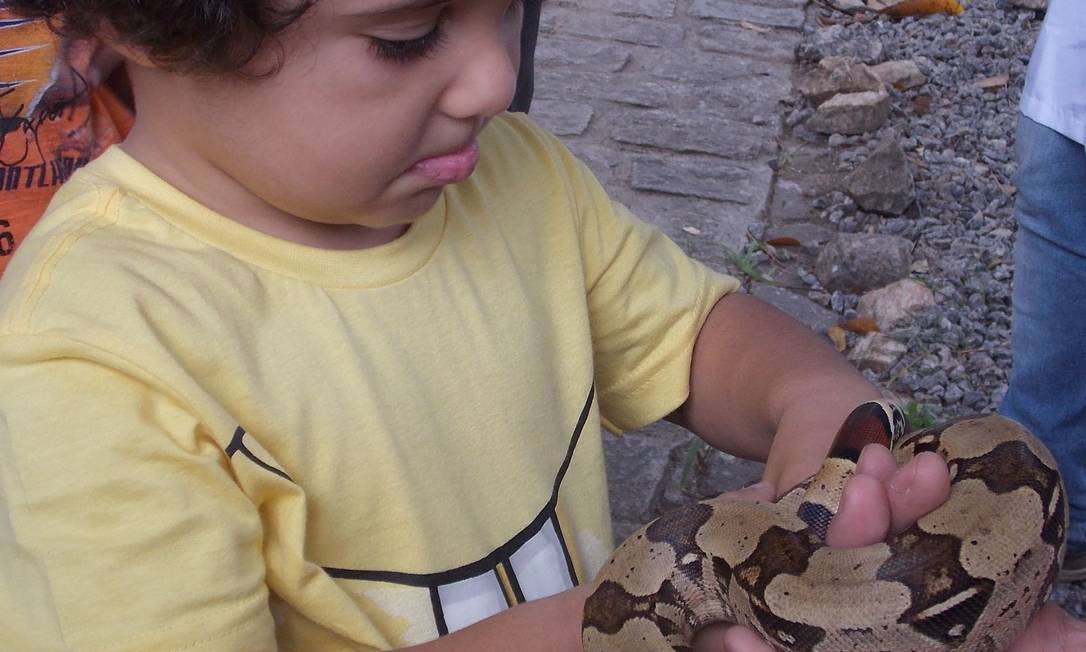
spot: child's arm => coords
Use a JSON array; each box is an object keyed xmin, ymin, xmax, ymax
[{"xmin": 669, "ymin": 292, "xmax": 882, "ymax": 494}]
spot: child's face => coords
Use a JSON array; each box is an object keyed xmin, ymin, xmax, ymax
[{"xmin": 142, "ymin": 0, "xmax": 523, "ymax": 235}]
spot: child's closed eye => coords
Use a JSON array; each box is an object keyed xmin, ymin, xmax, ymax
[
  {"xmin": 370, "ymin": 0, "xmax": 525, "ymax": 66},
  {"xmin": 371, "ymin": 21, "xmax": 450, "ymax": 65}
]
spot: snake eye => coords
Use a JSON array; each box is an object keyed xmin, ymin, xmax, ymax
[{"xmin": 893, "ymin": 406, "xmax": 907, "ymax": 435}]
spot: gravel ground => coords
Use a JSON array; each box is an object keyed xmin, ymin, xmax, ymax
[
  {"xmin": 791, "ymin": 0, "xmax": 1038, "ymax": 420},
  {"xmin": 779, "ymin": 0, "xmax": 1086, "ymax": 616}
]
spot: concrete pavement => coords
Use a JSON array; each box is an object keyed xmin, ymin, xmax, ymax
[{"xmin": 530, "ymin": 0, "xmax": 802, "ymax": 541}]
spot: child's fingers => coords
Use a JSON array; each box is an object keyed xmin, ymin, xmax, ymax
[
  {"xmin": 727, "ymin": 481, "xmax": 777, "ymax": 503},
  {"xmin": 887, "ymin": 451, "xmax": 951, "ymax": 534},
  {"xmin": 826, "ymin": 473, "xmax": 891, "ymax": 548},
  {"xmin": 856, "ymin": 443, "xmax": 897, "ymax": 481},
  {"xmin": 719, "ymin": 624, "xmax": 777, "ymax": 652},
  {"xmin": 692, "ymin": 622, "xmax": 776, "ymax": 652}
]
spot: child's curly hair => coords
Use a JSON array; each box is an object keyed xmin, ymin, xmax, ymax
[{"xmin": 5, "ymin": 0, "xmax": 316, "ymax": 74}]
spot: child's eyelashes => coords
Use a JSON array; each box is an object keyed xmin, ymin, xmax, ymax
[
  {"xmin": 370, "ymin": 0, "xmax": 525, "ymax": 66},
  {"xmin": 371, "ymin": 23, "xmax": 449, "ymax": 65}
]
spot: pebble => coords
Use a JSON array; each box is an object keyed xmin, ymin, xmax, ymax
[{"xmin": 794, "ymin": 0, "xmax": 1040, "ymax": 418}]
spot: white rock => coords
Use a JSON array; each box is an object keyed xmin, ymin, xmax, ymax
[
  {"xmin": 1007, "ymin": 0, "xmax": 1047, "ymax": 8},
  {"xmin": 848, "ymin": 333, "xmax": 907, "ymax": 373},
  {"xmin": 795, "ymin": 57, "xmax": 882, "ymax": 105},
  {"xmin": 806, "ymin": 88, "xmax": 891, "ymax": 135},
  {"xmin": 870, "ymin": 60, "xmax": 927, "ymax": 91},
  {"xmin": 857, "ymin": 279, "xmax": 936, "ymax": 331},
  {"xmin": 826, "ymin": 0, "xmax": 869, "ymax": 13}
]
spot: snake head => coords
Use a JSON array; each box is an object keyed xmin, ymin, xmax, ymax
[{"xmin": 829, "ymin": 400, "xmax": 905, "ymax": 462}]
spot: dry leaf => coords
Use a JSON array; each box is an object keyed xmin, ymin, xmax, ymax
[
  {"xmin": 739, "ymin": 20, "xmax": 772, "ymax": 33},
  {"xmin": 766, "ymin": 236, "xmax": 802, "ymax": 247},
  {"xmin": 828, "ymin": 325, "xmax": 848, "ymax": 352},
  {"xmin": 817, "ymin": 13, "xmax": 840, "ymax": 26},
  {"xmin": 907, "ymin": 154, "xmax": 929, "ymax": 170},
  {"xmin": 840, "ymin": 318, "xmax": 880, "ymax": 333},
  {"xmin": 975, "ymin": 73, "xmax": 1010, "ymax": 90},
  {"xmin": 912, "ymin": 95, "xmax": 932, "ymax": 115},
  {"xmin": 880, "ymin": 0, "xmax": 964, "ymax": 17}
]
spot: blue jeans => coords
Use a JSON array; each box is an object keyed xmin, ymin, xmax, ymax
[{"xmin": 1000, "ymin": 115, "xmax": 1086, "ymax": 552}]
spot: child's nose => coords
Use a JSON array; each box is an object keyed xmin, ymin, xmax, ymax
[{"xmin": 441, "ymin": 34, "xmax": 519, "ymax": 121}]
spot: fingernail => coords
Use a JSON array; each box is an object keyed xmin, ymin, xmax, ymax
[{"xmin": 890, "ymin": 461, "xmax": 918, "ymax": 495}]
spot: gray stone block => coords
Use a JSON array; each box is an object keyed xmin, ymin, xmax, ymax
[
  {"xmin": 628, "ymin": 154, "xmax": 760, "ymax": 204},
  {"xmin": 536, "ymin": 38, "xmax": 632, "ymax": 73},
  {"xmin": 628, "ymin": 193, "xmax": 767, "ymax": 253},
  {"xmin": 697, "ymin": 23, "xmax": 799, "ymax": 63},
  {"xmin": 645, "ymin": 49, "xmax": 784, "ymax": 86},
  {"xmin": 768, "ymin": 179, "xmax": 813, "ymax": 222},
  {"xmin": 610, "ymin": 111, "xmax": 774, "ymax": 160},
  {"xmin": 544, "ymin": 8, "xmax": 686, "ymax": 48},
  {"xmin": 536, "ymin": 70, "xmax": 672, "ymax": 109},
  {"xmin": 603, "ymin": 422, "xmax": 689, "ymax": 525},
  {"xmin": 606, "ymin": 0, "xmax": 678, "ymax": 18},
  {"xmin": 530, "ymin": 100, "xmax": 595, "ymax": 136},
  {"xmin": 750, "ymin": 282, "xmax": 840, "ymax": 334},
  {"xmin": 689, "ymin": 0, "xmax": 806, "ymax": 29},
  {"xmin": 566, "ymin": 143, "xmax": 619, "ymax": 185}
]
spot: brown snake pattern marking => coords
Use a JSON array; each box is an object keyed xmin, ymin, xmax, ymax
[{"xmin": 582, "ymin": 403, "xmax": 1067, "ymax": 651}]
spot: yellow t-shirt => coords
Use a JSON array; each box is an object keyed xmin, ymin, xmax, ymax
[{"xmin": 0, "ymin": 113, "xmax": 738, "ymax": 651}]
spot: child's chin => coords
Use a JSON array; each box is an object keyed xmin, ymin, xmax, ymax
[{"xmin": 394, "ymin": 188, "xmax": 445, "ymax": 218}]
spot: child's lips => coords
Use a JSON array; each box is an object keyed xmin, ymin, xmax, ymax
[{"xmin": 409, "ymin": 142, "xmax": 480, "ymax": 184}]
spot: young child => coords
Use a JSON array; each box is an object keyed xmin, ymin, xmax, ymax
[
  {"xmin": 0, "ymin": 6, "xmax": 133, "ymax": 275},
  {"xmin": 0, "ymin": 2, "xmax": 1071, "ymax": 651}
]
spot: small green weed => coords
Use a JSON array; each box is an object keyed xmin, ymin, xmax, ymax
[
  {"xmin": 723, "ymin": 243, "xmax": 771, "ymax": 283},
  {"xmin": 905, "ymin": 400, "xmax": 937, "ymax": 431},
  {"xmin": 679, "ymin": 439, "xmax": 709, "ymax": 493}
]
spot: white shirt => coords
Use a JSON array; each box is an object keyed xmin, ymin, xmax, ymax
[{"xmin": 1021, "ymin": 0, "xmax": 1086, "ymax": 145}]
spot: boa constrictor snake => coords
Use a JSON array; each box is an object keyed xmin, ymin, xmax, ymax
[{"xmin": 583, "ymin": 401, "xmax": 1068, "ymax": 651}]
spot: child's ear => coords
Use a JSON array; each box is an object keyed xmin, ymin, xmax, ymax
[{"xmin": 94, "ymin": 22, "xmax": 157, "ymax": 69}]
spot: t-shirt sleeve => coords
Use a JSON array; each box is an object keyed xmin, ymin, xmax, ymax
[
  {"xmin": 0, "ymin": 334, "xmax": 277, "ymax": 652},
  {"xmin": 559, "ymin": 147, "xmax": 741, "ymax": 433}
]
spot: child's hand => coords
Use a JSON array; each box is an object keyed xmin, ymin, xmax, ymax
[
  {"xmin": 693, "ymin": 444, "xmax": 952, "ymax": 652},
  {"xmin": 693, "ymin": 445, "xmax": 1086, "ymax": 652},
  {"xmin": 1006, "ymin": 602, "xmax": 1086, "ymax": 651}
]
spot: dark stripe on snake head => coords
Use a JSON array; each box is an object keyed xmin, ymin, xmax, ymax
[{"xmin": 895, "ymin": 420, "xmax": 957, "ymax": 456}]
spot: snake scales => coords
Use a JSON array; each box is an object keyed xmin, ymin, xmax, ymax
[{"xmin": 583, "ymin": 401, "xmax": 1067, "ymax": 651}]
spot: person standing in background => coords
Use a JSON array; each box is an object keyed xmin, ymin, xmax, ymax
[{"xmin": 1001, "ymin": 0, "xmax": 1086, "ymax": 582}]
